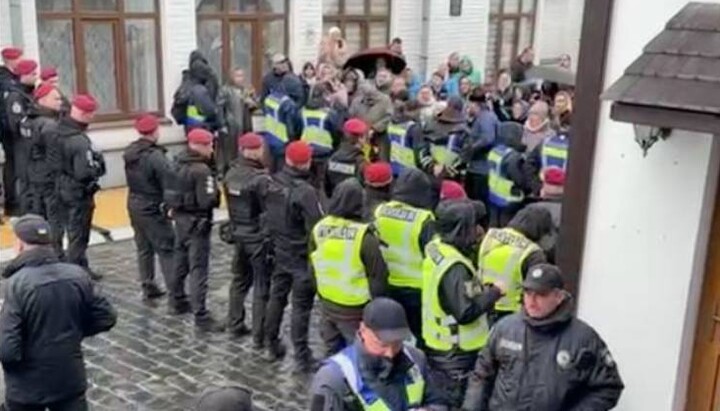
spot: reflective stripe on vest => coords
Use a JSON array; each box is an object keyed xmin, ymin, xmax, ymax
[
  {"xmin": 374, "ymin": 201, "xmax": 434, "ymax": 289},
  {"xmin": 329, "ymin": 345, "xmax": 425, "ymax": 410},
  {"xmin": 422, "ymin": 239, "xmax": 490, "ymax": 351},
  {"xmin": 477, "ymin": 228, "xmax": 541, "ymax": 312},
  {"xmin": 310, "ymin": 216, "xmax": 370, "ymax": 306},
  {"xmin": 487, "ymin": 145, "xmax": 524, "ymax": 207},
  {"xmin": 429, "ymin": 132, "xmax": 462, "ymax": 166},
  {"xmin": 301, "ymin": 108, "xmax": 333, "ymax": 150},
  {"xmin": 264, "ymin": 94, "xmax": 290, "ymax": 144},
  {"xmin": 540, "ymin": 134, "xmax": 569, "ymax": 180},
  {"xmin": 186, "ymin": 105, "xmax": 205, "ymax": 125},
  {"xmin": 388, "ymin": 121, "xmax": 417, "ymax": 170}
]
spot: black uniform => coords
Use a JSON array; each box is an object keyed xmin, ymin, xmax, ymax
[
  {"xmin": 224, "ymin": 156, "xmax": 272, "ymax": 342},
  {"xmin": 164, "ymin": 148, "xmax": 220, "ymax": 327},
  {"xmin": 263, "ymin": 165, "xmax": 323, "ymax": 365},
  {"xmin": 463, "ymin": 297, "xmax": 624, "ymax": 411},
  {"xmin": 56, "ymin": 117, "xmax": 106, "ymax": 272},
  {"xmin": 0, "ymin": 66, "xmax": 20, "ymax": 214},
  {"xmin": 4, "ymin": 82, "xmax": 34, "ymax": 213},
  {"xmin": 324, "ymin": 141, "xmax": 365, "ymax": 198},
  {"xmin": 310, "ymin": 179, "xmax": 389, "ymax": 356},
  {"xmin": 123, "ymin": 137, "xmax": 175, "ymax": 299}
]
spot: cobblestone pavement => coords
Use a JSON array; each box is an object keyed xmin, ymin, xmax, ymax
[{"xmin": 0, "ymin": 235, "xmax": 321, "ymax": 411}]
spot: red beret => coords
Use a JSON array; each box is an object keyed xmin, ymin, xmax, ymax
[
  {"xmin": 543, "ymin": 167, "xmax": 566, "ymax": 186},
  {"xmin": 440, "ymin": 180, "xmax": 467, "ymax": 200},
  {"xmin": 363, "ymin": 162, "xmax": 393, "ymax": 187},
  {"xmin": 1, "ymin": 47, "xmax": 22, "ymax": 60},
  {"xmin": 33, "ymin": 83, "xmax": 55, "ymax": 100},
  {"xmin": 134, "ymin": 114, "xmax": 159, "ymax": 135},
  {"xmin": 40, "ymin": 66, "xmax": 58, "ymax": 81},
  {"xmin": 187, "ymin": 128, "xmax": 214, "ymax": 145},
  {"xmin": 237, "ymin": 132, "xmax": 263, "ymax": 150},
  {"xmin": 344, "ymin": 118, "xmax": 368, "ymax": 136},
  {"xmin": 72, "ymin": 94, "xmax": 98, "ymax": 112},
  {"xmin": 285, "ymin": 141, "xmax": 312, "ymax": 165},
  {"xmin": 15, "ymin": 59, "xmax": 37, "ymax": 76}
]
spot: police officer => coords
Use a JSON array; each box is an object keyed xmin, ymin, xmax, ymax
[
  {"xmin": 486, "ymin": 122, "xmax": 530, "ymax": 227},
  {"xmin": 300, "ymin": 81, "xmax": 345, "ymax": 191},
  {"xmin": 39, "ymin": 66, "xmax": 71, "ymax": 116},
  {"xmin": 0, "ymin": 46, "xmax": 23, "ymax": 216},
  {"xmin": 123, "ymin": 114, "xmax": 174, "ymax": 304},
  {"xmin": 478, "ymin": 206, "xmax": 551, "ymax": 324},
  {"xmin": 224, "ymin": 132, "xmax": 272, "ymax": 344},
  {"xmin": 19, "ymin": 83, "xmax": 62, "ymax": 255},
  {"xmin": 5, "ymin": 59, "xmax": 38, "ymax": 214},
  {"xmin": 184, "ymin": 62, "xmax": 220, "ymax": 132},
  {"xmin": 419, "ymin": 96, "xmax": 470, "ymax": 181},
  {"xmin": 463, "ymin": 264, "xmax": 624, "ymax": 410},
  {"xmin": 56, "ymin": 94, "xmax": 105, "ymax": 280},
  {"xmin": 421, "ymin": 200, "xmax": 505, "ymax": 407},
  {"xmin": 164, "ymin": 128, "xmax": 224, "ymax": 332},
  {"xmin": 373, "ymin": 168, "xmax": 437, "ymax": 346},
  {"xmin": 309, "ymin": 298, "xmax": 448, "ymax": 411},
  {"xmin": 262, "ymin": 83, "xmax": 302, "ymax": 171},
  {"xmin": 525, "ymin": 132, "xmax": 569, "ymax": 196},
  {"xmin": 388, "ymin": 96, "xmax": 423, "ymax": 176},
  {"xmin": 310, "ymin": 178, "xmax": 389, "ymax": 356},
  {"xmin": 264, "ymin": 141, "xmax": 323, "ymax": 370},
  {"xmin": 361, "ymin": 161, "xmax": 393, "ymax": 222},
  {"xmin": 325, "ymin": 118, "xmax": 368, "ymax": 198}
]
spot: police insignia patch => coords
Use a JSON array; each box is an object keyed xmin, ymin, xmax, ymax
[
  {"xmin": 11, "ymin": 102, "xmax": 22, "ymax": 114},
  {"xmin": 532, "ymin": 268, "xmax": 543, "ymax": 278},
  {"xmin": 556, "ymin": 350, "xmax": 571, "ymax": 369}
]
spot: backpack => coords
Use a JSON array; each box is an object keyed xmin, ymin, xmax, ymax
[
  {"xmin": 170, "ymin": 74, "xmax": 193, "ymax": 125},
  {"xmin": 163, "ymin": 158, "xmax": 195, "ymax": 210},
  {"xmin": 264, "ymin": 173, "xmax": 299, "ymax": 236}
]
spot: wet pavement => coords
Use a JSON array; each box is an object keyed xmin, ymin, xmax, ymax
[{"xmin": 0, "ymin": 235, "xmax": 320, "ymax": 411}]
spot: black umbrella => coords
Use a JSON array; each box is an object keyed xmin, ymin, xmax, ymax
[{"xmin": 343, "ymin": 47, "xmax": 407, "ymax": 76}]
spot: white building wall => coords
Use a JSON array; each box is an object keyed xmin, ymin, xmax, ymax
[
  {"xmin": 578, "ymin": 1, "xmax": 720, "ymax": 410},
  {"xmin": 290, "ymin": 0, "xmax": 322, "ymax": 70},
  {"xmin": 426, "ymin": 0, "xmax": 488, "ymax": 82},
  {"xmin": 534, "ymin": 0, "xmax": 584, "ymax": 70},
  {"xmin": 389, "ymin": 0, "xmax": 424, "ymax": 76}
]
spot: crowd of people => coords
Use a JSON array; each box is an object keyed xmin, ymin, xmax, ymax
[{"xmin": 0, "ymin": 29, "xmax": 624, "ymax": 411}]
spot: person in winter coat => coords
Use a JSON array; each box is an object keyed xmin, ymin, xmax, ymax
[
  {"xmin": 388, "ymin": 96, "xmax": 423, "ymax": 176},
  {"xmin": 510, "ymin": 47, "xmax": 535, "ymax": 83},
  {"xmin": 341, "ymin": 69, "xmax": 362, "ymax": 108},
  {"xmin": 417, "ymin": 84, "xmax": 447, "ymax": 128},
  {"xmin": 490, "ymin": 70, "xmax": 515, "ymax": 122},
  {"xmin": 444, "ymin": 52, "xmax": 463, "ymax": 97},
  {"xmin": 309, "ymin": 298, "xmax": 449, "ymax": 411},
  {"xmin": 0, "ymin": 47, "xmax": 23, "ymax": 217},
  {"xmin": 325, "ymin": 118, "xmax": 369, "ymax": 198},
  {"xmin": 460, "ymin": 56, "xmax": 483, "ymax": 86},
  {"xmin": 349, "ymin": 83, "xmax": 392, "ymax": 161},
  {"xmin": 185, "ymin": 58, "xmax": 221, "ymax": 132},
  {"xmin": 39, "ymin": 66, "xmax": 71, "ymax": 116},
  {"xmin": 552, "ymin": 90, "xmax": 573, "ymax": 132},
  {"xmin": 486, "ymin": 122, "xmax": 530, "ymax": 227},
  {"xmin": 463, "ymin": 264, "xmax": 624, "ymax": 411},
  {"xmin": 522, "ymin": 100, "xmax": 556, "ymax": 153},
  {"xmin": 0, "ymin": 214, "xmax": 116, "ymax": 410},
  {"xmin": 465, "ymin": 87, "xmax": 499, "ymax": 203},
  {"xmin": 429, "ymin": 72, "xmax": 449, "ymax": 102},
  {"xmin": 419, "ymin": 96, "xmax": 470, "ymax": 181},
  {"xmin": 422, "ymin": 200, "xmax": 505, "ymax": 408},
  {"xmin": 362, "ymin": 161, "xmax": 393, "ymax": 221},
  {"xmin": 216, "ymin": 67, "xmax": 256, "ymax": 176},
  {"xmin": 479, "ymin": 206, "xmax": 552, "ymax": 324},
  {"xmin": 261, "ymin": 53, "xmax": 305, "ymax": 107},
  {"xmin": 310, "ymin": 179, "xmax": 389, "ymax": 355},
  {"xmin": 300, "ymin": 62, "xmax": 317, "ymax": 104},
  {"xmin": 525, "ymin": 168, "xmax": 565, "ymax": 263}
]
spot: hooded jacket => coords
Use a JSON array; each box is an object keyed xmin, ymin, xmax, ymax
[
  {"xmin": 0, "ymin": 246, "xmax": 117, "ymax": 405},
  {"xmin": 460, "ymin": 56, "xmax": 483, "ymax": 86},
  {"xmin": 325, "ymin": 141, "xmax": 366, "ymax": 198},
  {"xmin": 505, "ymin": 206, "xmax": 551, "ymax": 275},
  {"xmin": 123, "ymin": 138, "xmax": 172, "ymax": 214},
  {"xmin": 463, "ymin": 296, "xmax": 624, "ymax": 411},
  {"xmin": 55, "ymin": 116, "xmax": 106, "ymax": 202},
  {"xmin": 261, "ymin": 69, "xmax": 305, "ymax": 107},
  {"xmin": 349, "ymin": 86, "xmax": 392, "ymax": 134},
  {"xmin": 427, "ymin": 201, "xmax": 503, "ymax": 371},
  {"xmin": 169, "ymin": 149, "xmax": 219, "ymax": 215},
  {"xmin": 492, "ymin": 122, "xmax": 533, "ymax": 195},
  {"xmin": 390, "ymin": 169, "xmax": 438, "ymax": 252},
  {"xmin": 188, "ymin": 61, "xmax": 220, "ymax": 131},
  {"xmin": 311, "ymin": 179, "xmax": 389, "ymax": 313},
  {"xmin": 303, "ymin": 92, "xmax": 347, "ymax": 156},
  {"xmin": 363, "ymin": 184, "xmax": 392, "ymax": 222}
]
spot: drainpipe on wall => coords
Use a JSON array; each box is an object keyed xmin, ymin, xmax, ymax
[{"xmin": 419, "ymin": 0, "xmax": 431, "ymax": 79}]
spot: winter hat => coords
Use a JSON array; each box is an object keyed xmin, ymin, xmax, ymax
[
  {"xmin": 285, "ymin": 141, "xmax": 312, "ymax": 165},
  {"xmin": 543, "ymin": 168, "xmax": 566, "ymax": 186},
  {"xmin": 440, "ymin": 180, "xmax": 467, "ymax": 200},
  {"xmin": 194, "ymin": 386, "xmax": 252, "ymax": 411},
  {"xmin": 1, "ymin": 47, "xmax": 22, "ymax": 60},
  {"xmin": 11, "ymin": 214, "xmax": 51, "ymax": 245},
  {"xmin": 15, "ymin": 59, "xmax": 38, "ymax": 76},
  {"xmin": 40, "ymin": 66, "xmax": 58, "ymax": 81},
  {"xmin": 187, "ymin": 128, "xmax": 214, "ymax": 145},
  {"xmin": 436, "ymin": 96, "xmax": 466, "ymax": 123},
  {"xmin": 237, "ymin": 132, "xmax": 263, "ymax": 150},
  {"xmin": 33, "ymin": 83, "xmax": 55, "ymax": 100},
  {"xmin": 344, "ymin": 118, "xmax": 368, "ymax": 136},
  {"xmin": 134, "ymin": 114, "xmax": 159, "ymax": 135},
  {"xmin": 72, "ymin": 94, "xmax": 98, "ymax": 112},
  {"xmin": 363, "ymin": 162, "xmax": 393, "ymax": 187}
]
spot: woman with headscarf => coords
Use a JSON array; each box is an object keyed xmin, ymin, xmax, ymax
[{"xmin": 459, "ymin": 55, "xmax": 483, "ymax": 86}]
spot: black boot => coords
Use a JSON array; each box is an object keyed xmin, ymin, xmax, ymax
[
  {"xmin": 144, "ymin": 284, "xmax": 167, "ymax": 300},
  {"xmin": 294, "ymin": 353, "xmax": 319, "ymax": 374},
  {"xmin": 195, "ymin": 314, "xmax": 226, "ymax": 333},
  {"xmin": 264, "ymin": 340, "xmax": 287, "ymax": 362},
  {"xmin": 168, "ymin": 300, "xmax": 192, "ymax": 315},
  {"xmin": 229, "ymin": 323, "xmax": 252, "ymax": 339}
]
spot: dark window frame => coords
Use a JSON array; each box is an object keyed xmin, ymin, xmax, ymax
[
  {"xmin": 487, "ymin": 0, "xmax": 538, "ymax": 81},
  {"xmin": 196, "ymin": 0, "xmax": 290, "ymax": 90},
  {"xmin": 36, "ymin": 0, "xmax": 164, "ymax": 122},
  {"xmin": 323, "ymin": 0, "xmax": 392, "ymax": 51}
]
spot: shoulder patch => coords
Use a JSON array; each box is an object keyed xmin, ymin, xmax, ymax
[{"xmin": 11, "ymin": 101, "xmax": 22, "ymax": 114}]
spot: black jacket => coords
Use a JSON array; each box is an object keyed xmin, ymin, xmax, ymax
[
  {"xmin": 419, "ymin": 119, "xmax": 471, "ymax": 178},
  {"xmin": 170, "ymin": 149, "xmax": 220, "ymax": 216},
  {"xmin": 56, "ymin": 117, "xmax": 106, "ymax": 202},
  {"xmin": 123, "ymin": 137, "xmax": 173, "ymax": 214},
  {"xmin": 325, "ymin": 142, "xmax": 366, "ymax": 198},
  {"xmin": 4, "ymin": 83, "xmax": 34, "ymax": 138},
  {"xmin": 0, "ymin": 66, "xmax": 19, "ymax": 131},
  {"xmin": 265, "ymin": 166, "xmax": 324, "ymax": 260},
  {"xmin": 495, "ymin": 122, "xmax": 532, "ymax": 195},
  {"xmin": 261, "ymin": 70, "xmax": 305, "ymax": 107},
  {"xmin": 22, "ymin": 105, "xmax": 60, "ymax": 184},
  {"xmin": 363, "ymin": 185, "xmax": 392, "ymax": 222},
  {"xmin": 0, "ymin": 247, "xmax": 117, "ymax": 404},
  {"xmin": 310, "ymin": 340, "xmax": 448, "ymax": 411},
  {"xmin": 224, "ymin": 156, "xmax": 271, "ymax": 244},
  {"xmin": 506, "ymin": 206, "xmax": 551, "ymax": 275},
  {"xmin": 303, "ymin": 98, "xmax": 347, "ymax": 156},
  {"xmin": 463, "ymin": 297, "xmax": 624, "ymax": 411},
  {"xmin": 390, "ymin": 168, "xmax": 438, "ymax": 252},
  {"xmin": 428, "ymin": 201, "xmax": 503, "ymax": 372},
  {"xmin": 311, "ymin": 179, "xmax": 389, "ymax": 314}
]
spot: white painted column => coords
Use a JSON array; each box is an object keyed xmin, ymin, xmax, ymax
[
  {"xmin": 159, "ymin": 0, "xmax": 197, "ymax": 119},
  {"xmin": 0, "ymin": 0, "xmax": 12, "ymax": 47},
  {"xmin": 289, "ymin": 0, "xmax": 322, "ymax": 69},
  {"xmin": 20, "ymin": 0, "xmax": 39, "ymax": 60}
]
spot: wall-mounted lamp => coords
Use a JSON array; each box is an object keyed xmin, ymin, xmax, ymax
[{"xmin": 633, "ymin": 125, "xmax": 672, "ymax": 157}]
